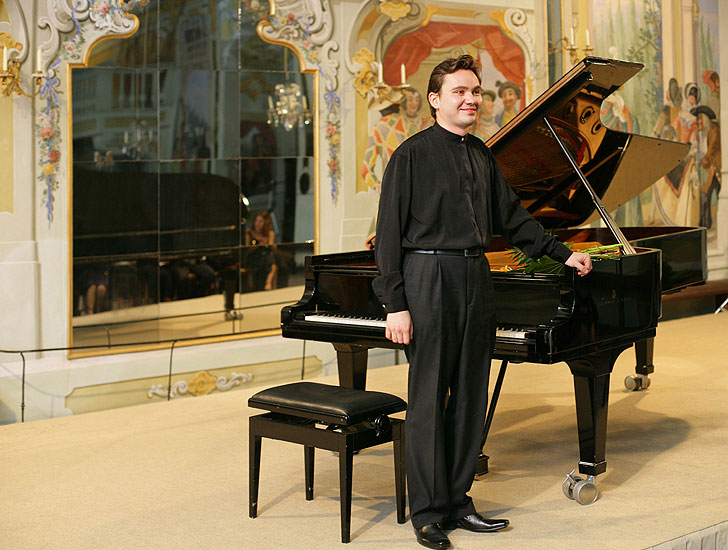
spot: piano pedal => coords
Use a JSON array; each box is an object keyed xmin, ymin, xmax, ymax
[
  {"xmin": 624, "ymin": 373, "xmax": 651, "ymax": 391},
  {"xmin": 562, "ymin": 469, "xmax": 598, "ymax": 505}
]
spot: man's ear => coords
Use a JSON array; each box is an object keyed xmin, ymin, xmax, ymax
[{"xmin": 428, "ymin": 91, "xmax": 440, "ymax": 113}]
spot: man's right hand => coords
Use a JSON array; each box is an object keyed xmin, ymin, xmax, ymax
[{"xmin": 386, "ymin": 310, "xmax": 413, "ymax": 345}]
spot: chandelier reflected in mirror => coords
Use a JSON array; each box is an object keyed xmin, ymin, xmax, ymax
[{"xmin": 266, "ymin": 82, "xmax": 312, "ymax": 131}]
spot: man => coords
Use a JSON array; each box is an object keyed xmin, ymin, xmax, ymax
[
  {"xmin": 692, "ymin": 105, "xmax": 721, "ymax": 228},
  {"xmin": 373, "ymin": 55, "xmax": 592, "ymax": 549}
]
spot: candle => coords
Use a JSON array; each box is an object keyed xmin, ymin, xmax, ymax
[
  {"xmin": 302, "ymin": 95, "xmax": 308, "ymax": 110},
  {"xmin": 585, "ymin": 29, "xmax": 591, "ymax": 48},
  {"xmin": 377, "ymin": 62, "xmax": 383, "ymax": 83},
  {"xmin": 124, "ymin": 131, "xmax": 129, "ymax": 144},
  {"xmin": 569, "ymin": 27, "xmax": 575, "ymax": 46},
  {"xmin": 36, "ymin": 48, "xmax": 42, "ymax": 72},
  {"xmin": 268, "ymin": 95, "xmax": 273, "ymax": 109},
  {"xmin": 2, "ymin": 46, "xmax": 7, "ymax": 72},
  {"xmin": 400, "ymin": 63, "xmax": 406, "ymax": 85}
]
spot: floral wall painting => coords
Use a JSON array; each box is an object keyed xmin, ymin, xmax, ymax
[
  {"xmin": 589, "ymin": 0, "xmax": 721, "ymax": 247},
  {"xmin": 354, "ymin": 8, "xmax": 533, "ymax": 196}
]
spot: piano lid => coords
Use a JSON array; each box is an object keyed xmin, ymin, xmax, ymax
[{"xmin": 486, "ymin": 57, "xmax": 689, "ymax": 229}]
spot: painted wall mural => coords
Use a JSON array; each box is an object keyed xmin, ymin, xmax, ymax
[
  {"xmin": 350, "ymin": 3, "xmax": 541, "ymax": 239},
  {"xmin": 590, "ymin": 0, "xmax": 721, "ymax": 246}
]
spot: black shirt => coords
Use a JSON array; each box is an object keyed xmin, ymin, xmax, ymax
[{"xmin": 373, "ymin": 122, "xmax": 572, "ymax": 313}]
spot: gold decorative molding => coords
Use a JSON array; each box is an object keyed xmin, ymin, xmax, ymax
[
  {"xmin": 489, "ymin": 9, "xmax": 514, "ymax": 38},
  {"xmin": 421, "ymin": 5, "xmax": 440, "ymax": 27},
  {"xmin": 379, "ymin": 1, "xmax": 411, "ymax": 22},
  {"xmin": 0, "ymin": 31, "xmax": 21, "ymax": 50},
  {"xmin": 353, "ymin": 47, "xmax": 376, "ymax": 98}
]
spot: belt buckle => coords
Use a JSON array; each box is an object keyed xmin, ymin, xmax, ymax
[{"xmin": 464, "ymin": 247, "xmax": 480, "ymax": 257}]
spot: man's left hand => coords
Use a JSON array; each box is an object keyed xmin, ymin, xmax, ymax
[{"xmin": 565, "ymin": 252, "xmax": 592, "ymax": 277}]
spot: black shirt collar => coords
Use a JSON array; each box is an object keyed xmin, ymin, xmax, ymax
[{"xmin": 432, "ymin": 121, "xmax": 469, "ymax": 142}]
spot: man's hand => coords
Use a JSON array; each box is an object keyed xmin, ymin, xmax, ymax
[
  {"xmin": 565, "ymin": 252, "xmax": 593, "ymax": 277},
  {"xmin": 386, "ymin": 310, "xmax": 413, "ymax": 345}
]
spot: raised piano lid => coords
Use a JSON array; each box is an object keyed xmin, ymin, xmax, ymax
[{"xmin": 486, "ymin": 56, "xmax": 689, "ymax": 229}]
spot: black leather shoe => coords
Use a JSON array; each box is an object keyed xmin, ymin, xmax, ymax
[
  {"xmin": 414, "ymin": 523, "xmax": 451, "ymax": 549},
  {"xmin": 443, "ymin": 512, "xmax": 509, "ymax": 532}
]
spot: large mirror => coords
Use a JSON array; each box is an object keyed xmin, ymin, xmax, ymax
[{"xmin": 70, "ymin": 1, "xmax": 315, "ymax": 352}]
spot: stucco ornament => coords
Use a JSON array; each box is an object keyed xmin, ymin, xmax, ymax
[
  {"xmin": 259, "ymin": 0, "xmax": 342, "ymax": 202},
  {"xmin": 352, "ymin": 47, "xmax": 377, "ymax": 98},
  {"xmin": 378, "ymin": 1, "xmax": 411, "ymax": 22},
  {"xmin": 147, "ymin": 372, "xmax": 254, "ymax": 399}
]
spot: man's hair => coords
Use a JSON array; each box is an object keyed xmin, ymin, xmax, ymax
[{"xmin": 427, "ymin": 54, "xmax": 482, "ymax": 119}]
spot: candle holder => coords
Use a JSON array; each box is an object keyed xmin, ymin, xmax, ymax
[
  {"xmin": 550, "ymin": 33, "xmax": 594, "ymax": 66},
  {"xmin": 1, "ymin": 45, "xmax": 46, "ymax": 98},
  {"xmin": 0, "ymin": 58, "xmax": 45, "ymax": 98}
]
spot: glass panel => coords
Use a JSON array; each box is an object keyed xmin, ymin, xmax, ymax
[
  {"xmin": 158, "ymin": 0, "xmax": 238, "ymax": 71},
  {"xmin": 240, "ymin": 4, "xmax": 285, "ymax": 71},
  {"xmin": 71, "ymin": 3, "xmax": 315, "ymax": 353},
  {"xmin": 158, "ymin": 69, "xmax": 239, "ymax": 160},
  {"xmin": 240, "ymin": 71, "xmax": 313, "ymax": 158},
  {"xmin": 72, "ymin": 67, "xmax": 159, "ymax": 162}
]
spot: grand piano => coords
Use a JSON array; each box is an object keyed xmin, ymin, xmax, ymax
[{"xmin": 281, "ymin": 58, "xmax": 707, "ymax": 504}]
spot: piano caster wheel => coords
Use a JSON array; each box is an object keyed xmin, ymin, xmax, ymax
[
  {"xmin": 624, "ymin": 374, "xmax": 651, "ymax": 391},
  {"xmin": 562, "ymin": 469, "xmax": 599, "ymax": 505}
]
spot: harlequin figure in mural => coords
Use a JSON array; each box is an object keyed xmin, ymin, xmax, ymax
[
  {"xmin": 472, "ymin": 89, "xmax": 500, "ymax": 142},
  {"xmin": 494, "ymin": 80, "xmax": 520, "ymax": 127},
  {"xmin": 360, "ymin": 89, "xmax": 432, "ymax": 190},
  {"xmin": 692, "ymin": 106, "xmax": 721, "ymax": 229},
  {"xmin": 375, "ymin": 54, "xmax": 592, "ymax": 549}
]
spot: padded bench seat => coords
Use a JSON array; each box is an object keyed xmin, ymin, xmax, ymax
[{"xmin": 248, "ymin": 382, "xmax": 407, "ymax": 543}]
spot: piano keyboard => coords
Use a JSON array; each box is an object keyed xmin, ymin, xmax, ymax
[{"xmin": 303, "ymin": 313, "xmax": 529, "ymax": 340}]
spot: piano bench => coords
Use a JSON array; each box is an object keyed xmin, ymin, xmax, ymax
[{"xmin": 248, "ymin": 382, "xmax": 407, "ymax": 543}]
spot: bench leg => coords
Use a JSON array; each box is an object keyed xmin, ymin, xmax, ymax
[
  {"xmin": 249, "ymin": 418, "xmax": 262, "ymax": 518},
  {"xmin": 304, "ymin": 445, "xmax": 314, "ymax": 500},
  {"xmin": 392, "ymin": 421, "xmax": 407, "ymax": 524},
  {"xmin": 338, "ymin": 434, "xmax": 353, "ymax": 543}
]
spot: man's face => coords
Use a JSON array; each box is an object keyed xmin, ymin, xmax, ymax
[
  {"xmin": 404, "ymin": 91, "xmax": 421, "ymax": 117},
  {"xmin": 502, "ymin": 88, "xmax": 518, "ymax": 109},
  {"xmin": 428, "ymin": 69, "xmax": 482, "ymax": 135}
]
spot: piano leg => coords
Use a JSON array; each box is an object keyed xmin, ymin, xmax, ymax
[
  {"xmin": 567, "ymin": 346, "xmax": 627, "ymax": 477},
  {"xmin": 625, "ymin": 338, "xmax": 654, "ymax": 391},
  {"xmin": 476, "ymin": 359, "xmax": 509, "ymax": 476},
  {"xmin": 333, "ymin": 343, "xmax": 369, "ymax": 390}
]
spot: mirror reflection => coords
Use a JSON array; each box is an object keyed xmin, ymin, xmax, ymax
[{"xmin": 71, "ymin": 2, "xmax": 314, "ymax": 351}]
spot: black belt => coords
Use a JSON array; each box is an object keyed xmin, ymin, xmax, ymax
[{"xmin": 405, "ymin": 247, "xmax": 483, "ymax": 257}]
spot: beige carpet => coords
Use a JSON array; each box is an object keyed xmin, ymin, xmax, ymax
[{"xmin": 1, "ymin": 313, "xmax": 728, "ymax": 549}]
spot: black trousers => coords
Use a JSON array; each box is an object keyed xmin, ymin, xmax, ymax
[{"xmin": 402, "ymin": 252, "xmax": 496, "ymax": 528}]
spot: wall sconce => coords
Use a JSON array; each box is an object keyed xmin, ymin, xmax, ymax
[
  {"xmin": 266, "ymin": 82, "xmax": 312, "ymax": 131},
  {"xmin": 551, "ymin": 28, "xmax": 594, "ymax": 65},
  {"xmin": 368, "ymin": 61, "xmax": 411, "ymax": 110},
  {"xmin": 1, "ymin": 46, "xmax": 45, "ymax": 98}
]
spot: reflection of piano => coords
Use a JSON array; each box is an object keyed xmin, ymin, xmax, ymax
[
  {"xmin": 73, "ymin": 167, "xmax": 246, "ymax": 311},
  {"xmin": 281, "ymin": 58, "xmax": 707, "ymax": 502}
]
